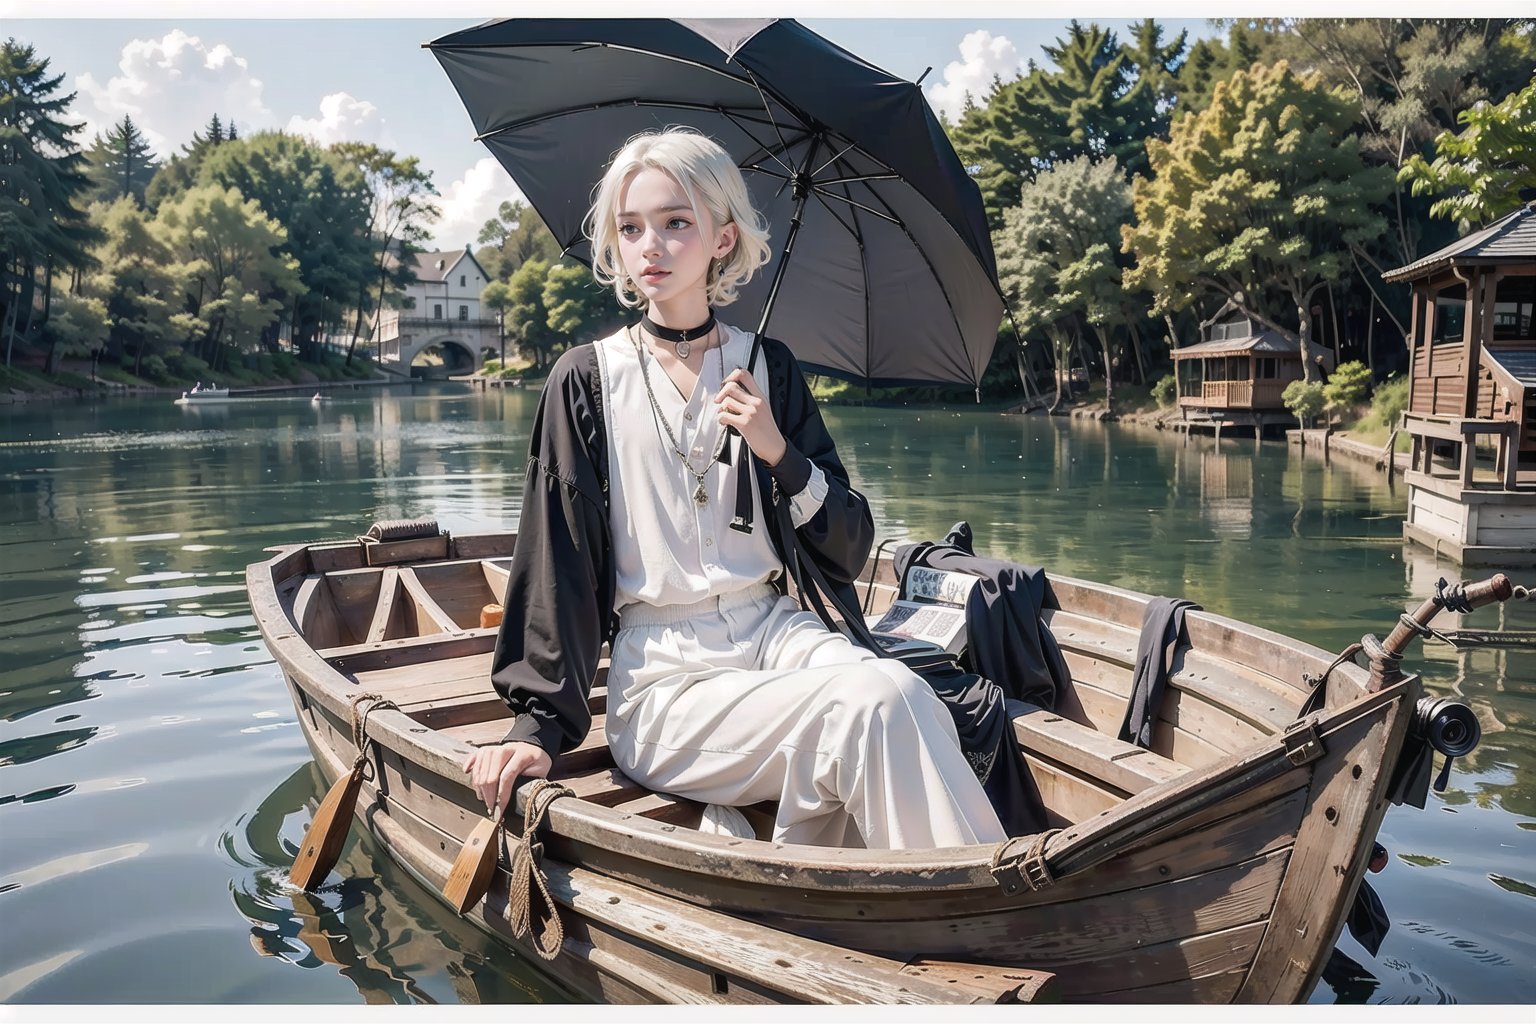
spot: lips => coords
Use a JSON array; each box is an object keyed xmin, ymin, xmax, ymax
[{"xmin": 640, "ymin": 268, "xmax": 669, "ymax": 282}]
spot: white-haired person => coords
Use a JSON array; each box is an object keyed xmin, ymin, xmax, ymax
[{"xmin": 464, "ymin": 128, "xmax": 1005, "ymax": 849}]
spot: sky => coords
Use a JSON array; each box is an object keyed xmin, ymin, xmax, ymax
[{"xmin": 3, "ymin": 1, "xmax": 1516, "ymax": 250}]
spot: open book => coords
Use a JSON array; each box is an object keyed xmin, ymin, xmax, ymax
[{"xmin": 869, "ymin": 566, "xmax": 980, "ymax": 655}]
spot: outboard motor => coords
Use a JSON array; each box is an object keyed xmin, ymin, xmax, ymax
[{"xmin": 1390, "ymin": 695, "xmax": 1482, "ymax": 808}]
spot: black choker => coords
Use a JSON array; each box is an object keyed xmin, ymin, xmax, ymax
[{"xmin": 640, "ymin": 311, "xmax": 715, "ymax": 358}]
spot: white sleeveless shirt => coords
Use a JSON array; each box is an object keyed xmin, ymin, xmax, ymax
[{"xmin": 593, "ymin": 322, "xmax": 827, "ymax": 613}]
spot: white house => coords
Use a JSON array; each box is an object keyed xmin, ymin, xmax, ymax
[{"xmin": 372, "ymin": 244, "xmax": 500, "ymax": 372}]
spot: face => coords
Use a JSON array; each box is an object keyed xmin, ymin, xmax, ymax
[{"xmin": 615, "ymin": 166, "xmax": 737, "ymax": 312}]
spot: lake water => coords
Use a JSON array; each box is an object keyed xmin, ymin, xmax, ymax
[{"xmin": 1, "ymin": 382, "xmax": 1532, "ymax": 1005}]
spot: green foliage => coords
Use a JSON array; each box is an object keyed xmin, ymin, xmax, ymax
[
  {"xmin": 197, "ymin": 132, "xmax": 375, "ymax": 356},
  {"xmin": 1323, "ymin": 360, "xmax": 1372, "ymax": 410},
  {"xmin": 1400, "ymin": 72, "xmax": 1536, "ymax": 230},
  {"xmin": 84, "ymin": 115, "xmax": 158, "ymax": 206},
  {"xmin": 1123, "ymin": 61, "xmax": 1393, "ymax": 380},
  {"xmin": 476, "ymin": 199, "xmax": 560, "ymax": 280},
  {"xmin": 1356, "ymin": 373, "xmax": 1410, "ymax": 434},
  {"xmin": 949, "ymin": 20, "xmax": 1187, "ymax": 226},
  {"xmin": 1151, "ymin": 373, "xmax": 1176, "ymax": 407},
  {"xmin": 1282, "ymin": 379, "xmax": 1327, "ymax": 426},
  {"xmin": 152, "ymin": 183, "xmax": 300, "ymax": 357},
  {"xmin": 1174, "ymin": 22, "xmax": 1281, "ymax": 116},
  {"xmin": 543, "ymin": 261, "xmax": 623, "ymax": 353},
  {"xmin": 1, "ymin": 37, "xmax": 100, "ymax": 366},
  {"xmin": 996, "ymin": 155, "xmax": 1133, "ymax": 408}
]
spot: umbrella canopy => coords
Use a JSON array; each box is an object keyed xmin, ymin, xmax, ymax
[{"xmin": 427, "ymin": 18, "xmax": 1006, "ymax": 390}]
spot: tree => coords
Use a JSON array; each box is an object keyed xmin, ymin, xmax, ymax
[
  {"xmin": 481, "ymin": 278, "xmax": 513, "ymax": 364},
  {"xmin": 503, "ymin": 257, "xmax": 556, "ymax": 367},
  {"xmin": 144, "ymin": 112, "xmax": 235, "ymax": 212},
  {"xmin": 1122, "ymin": 61, "xmax": 1394, "ymax": 382},
  {"xmin": 1400, "ymin": 73, "xmax": 1536, "ymax": 231},
  {"xmin": 475, "ymin": 198, "xmax": 560, "ymax": 281},
  {"xmin": 1282, "ymin": 378, "xmax": 1326, "ymax": 428},
  {"xmin": 84, "ymin": 115, "xmax": 159, "ymax": 206},
  {"xmin": 1269, "ymin": 19, "xmax": 1536, "ymax": 267},
  {"xmin": 87, "ymin": 197, "xmax": 177, "ymax": 374},
  {"xmin": 542, "ymin": 261, "xmax": 622, "ymax": 366},
  {"xmin": 1173, "ymin": 22, "xmax": 1282, "ymax": 116},
  {"xmin": 197, "ymin": 132, "xmax": 375, "ymax": 358},
  {"xmin": 950, "ymin": 21, "xmax": 1188, "ymax": 227},
  {"xmin": 0, "ymin": 38, "xmax": 98, "ymax": 367},
  {"xmin": 995, "ymin": 155, "xmax": 1132, "ymax": 412},
  {"xmin": 331, "ymin": 141, "xmax": 440, "ymax": 363},
  {"xmin": 153, "ymin": 183, "xmax": 301, "ymax": 368},
  {"xmin": 1323, "ymin": 359, "xmax": 1372, "ymax": 412}
]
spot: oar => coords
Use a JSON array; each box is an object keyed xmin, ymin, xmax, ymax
[
  {"xmin": 444, "ymin": 805, "xmax": 503, "ymax": 913},
  {"xmin": 290, "ymin": 762, "xmax": 367, "ymax": 890}
]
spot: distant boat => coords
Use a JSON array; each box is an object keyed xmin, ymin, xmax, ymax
[{"xmin": 174, "ymin": 382, "xmax": 232, "ymax": 405}]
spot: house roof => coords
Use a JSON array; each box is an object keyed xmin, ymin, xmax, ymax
[
  {"xmin": 1486, "ymin": 348, "xmax": 1536, "ymax": 389},
  {"xmin": 1172, "ymin": 332, "xmax": 1300, "ymax": 359},
  {"xmin": 409, "ymin": 246, "xmax": 492, "ymax": 285},
  {"xmin": 1383, "ymin": 203, "xmax": 1536, "ymax": 283}
]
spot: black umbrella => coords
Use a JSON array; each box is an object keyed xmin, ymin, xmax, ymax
[{"xmin": 427, "ymin": 17, "xmax": 1011, "ymax": 392}]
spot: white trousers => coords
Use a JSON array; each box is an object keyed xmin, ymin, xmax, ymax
[{"xmin": 604, "ymin": 583, "xmax": 1007, "ymax": 850}]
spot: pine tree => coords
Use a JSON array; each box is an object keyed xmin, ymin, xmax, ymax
[
  {"xmin": 0, "ymin": 38, "xmax": 98, "ymax": 367},
  {"xmin": 85, "ymin": 115, "xmax": 160, "ymax": 205},
  {"xmin": 225, "ymin": 117, "xmax": 238, "ymax": 141}
]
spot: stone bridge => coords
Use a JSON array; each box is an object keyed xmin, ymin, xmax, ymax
[{"xmin": 374, "ymin": 317, "xmax": 497, "ymax": 377}]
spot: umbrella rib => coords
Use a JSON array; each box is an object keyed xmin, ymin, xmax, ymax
[
  {"xmin": 810, "ymin": 191, "xmax": 862, "ymax": 245},
  {"xmin": 815, "ymin": 173, "xmax": 900, "ymax": 187},
  {"xmin": 810, "ymin": 187, "xmax": 901, "ymax": 226},
  {"xmin": 833, "ymin": 152, "xmax": 973, "ymax": 385},
  {"xmin": 474, "ymin": 98, "xmax": 794, "ymax": 143}
]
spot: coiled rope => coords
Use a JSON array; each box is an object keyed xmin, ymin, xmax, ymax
[
  {"xmin": 506, "ymin": 779, "xmax": 574, "ymax": 960},
  {"xmin": 349, "ymin": 691, "xmax": 399, "ymax": 781}
]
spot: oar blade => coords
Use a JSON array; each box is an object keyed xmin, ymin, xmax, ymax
[
  {"xmin": 290, "ymin": 765, "xmax": 366, "ymax": 890},
  {"xmin": 444, "ymin": 814, "xmax": 501, "ymax": 913}
]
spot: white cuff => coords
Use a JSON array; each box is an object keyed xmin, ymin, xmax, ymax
[{"xmin": 787, "ymin": 463, "xmax": 828, "ymax": 529}]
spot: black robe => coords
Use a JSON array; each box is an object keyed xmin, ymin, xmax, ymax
[{"xmin": 488, "ymin": 336, "xmax": 874, "ymax": 769}]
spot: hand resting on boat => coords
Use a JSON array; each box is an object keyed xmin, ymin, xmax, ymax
[{"xmin": 463, "ymin": 741, "xmax": 551, "ymax": 816}]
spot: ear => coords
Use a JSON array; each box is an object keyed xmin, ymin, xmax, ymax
[{"xmin": 715, "ymin": 221, "xmax": 739, "ymax": 259}]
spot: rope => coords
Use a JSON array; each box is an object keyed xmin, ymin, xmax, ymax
[
  {"xmin": 1299, "ymin": 643, "xmax": 1362, "ymax": 718},
  {"xmin": 1434, "ymin": 577, "xmax": 1475, "ymax": 615},
  {"xmin": 364, "ymin": 518, "xmax": 440, "ymax": 542},
  {"xmin": 990, "ymin": 827, "xmax": 1062, "ymax": 893},
  {"xmin": 506, "ymin": 779, "xmax": 574, "ymax": 961},
  {"xmin": 348, "ymin": 692, "xmax": 399, "ymax": 782}
]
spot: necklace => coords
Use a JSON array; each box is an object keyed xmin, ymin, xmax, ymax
[
  {"xmin": 631, "ymin": 325, "xmax": 728, "ymax": 506},
  {"xmin": 640, "ymin": 310, "xmax": 715, "ymax": 359}
]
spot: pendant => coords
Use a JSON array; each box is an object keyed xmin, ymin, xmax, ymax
[
  {"xmin": 676, "ymin": 340, "xmax": 691, "ymax": 359},
  {"xmin": 693, "ymin": 482, "xmax": 708, "ymax": 506}
]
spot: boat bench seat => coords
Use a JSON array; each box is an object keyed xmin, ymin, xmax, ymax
[{"xmin": 1007, "ymin": 698, "xmax": 1186, "ymax": 795}]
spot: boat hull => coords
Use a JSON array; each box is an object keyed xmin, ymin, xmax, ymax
[{"xmin": 251, "ymin": 530, "xmax": 1420, "ymax": 1004}]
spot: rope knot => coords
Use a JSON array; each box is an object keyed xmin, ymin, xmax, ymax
[
  {"xmin": 506, "ymin": 779, "xmax": 574, "ymax": 961},
  {"xmin": 348, "ymin": 692, "xmax": 399, "ymax": 782}
]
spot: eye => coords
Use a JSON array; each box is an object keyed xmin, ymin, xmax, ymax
[
  {"xmin": 618, "ymin": 223, "xmax": 638, "ymax": 236},
  {"xmin": 668, "ymin": 217, "xmax": 691, "ymax": 230}
]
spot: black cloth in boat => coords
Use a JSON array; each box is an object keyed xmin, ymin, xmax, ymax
[
  {"xmin": 488, "ymin": 337, "xmax": 874, "ymax": 762},
  {"xmin": 1118, "ymin": 597, "xmax": 1201, "ymax": 749},
  {"xmin": 893, "ymin": 521, "xmax": 1072, "ymax": 709}
]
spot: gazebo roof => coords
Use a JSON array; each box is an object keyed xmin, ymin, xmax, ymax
[
  {"xmin": 1383, "ymin": 203, "xmax": 1536, "ymax": 283},
  {"xmin": 1486, "ymin": 348, "xmax": 1536, "ymax": 388},
  {"xmin": 1172, "ymin": 333, "xmax": 1299, "ymax": 359}
]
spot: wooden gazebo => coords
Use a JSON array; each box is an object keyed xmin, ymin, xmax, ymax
[
  {"xmin": 1172, "ymin": 307, "xmax": 1324, "ymax": 437},
  {"xmin": 1382, "ymin": 201, "xmax": 1536, "ymax": 565}
]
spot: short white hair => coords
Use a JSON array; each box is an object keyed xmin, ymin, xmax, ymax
[{"xmin": 584, "ymin": 128, "xmax": 771, "ymax": 310}]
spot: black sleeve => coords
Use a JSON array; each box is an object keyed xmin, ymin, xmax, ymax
[
  {"xmin": 489, "ymin": 348, "xmax": 613, "ymax": 763},
  {"xmin": 761, "ymin": 338, "xmax": 874, "ymax": 584}
]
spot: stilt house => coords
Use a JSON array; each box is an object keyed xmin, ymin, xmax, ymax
[
  {"xmin": 1173, "ymin": 302, "xmax": 1327, "ymax": 436},
  {"xmin": 1382, "ymin": 201, "xmax": 1536, "ymax": 565}
]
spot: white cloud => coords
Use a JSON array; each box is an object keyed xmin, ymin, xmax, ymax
[
  {"xmin": 285, "ymin": 91, "xmax": 384, "ymax": 147},
  {"xmin": 74, "ymin": 29, "xmax": 274, "ymax": 154},
  {"xmin": 431, "ymin": 157, "xmax": 525, "ymax": 250},
  {"xmin": 924, "ymin": 30, "xmax": 1024, "ymax": 123}
]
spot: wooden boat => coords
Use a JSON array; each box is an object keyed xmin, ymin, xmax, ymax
[{"xmin": 246, "ymin": 520, "xmax": 1511, "ymax": 1004}]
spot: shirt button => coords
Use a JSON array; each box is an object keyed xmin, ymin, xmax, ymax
[
  {"xmin": 685, "ymin": 411, "xmax": 693, "ymax": 421},
  {"xmin": 704, "ymin": 538, "xmax": 713, "ymax": 547}
]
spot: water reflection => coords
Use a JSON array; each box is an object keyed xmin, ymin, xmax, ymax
[
  {"xmin": 228, "ymin": 764, "xmax": 571, "ymax": 1004},
  {"xmin": 0, "ymin": 386, "xmax": 1531, "ymax": 1004}
]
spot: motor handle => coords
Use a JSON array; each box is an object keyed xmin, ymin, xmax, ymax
[{"xmin": 1383, "ymin": 574, "xmax": 1512, "ymax": 658}]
